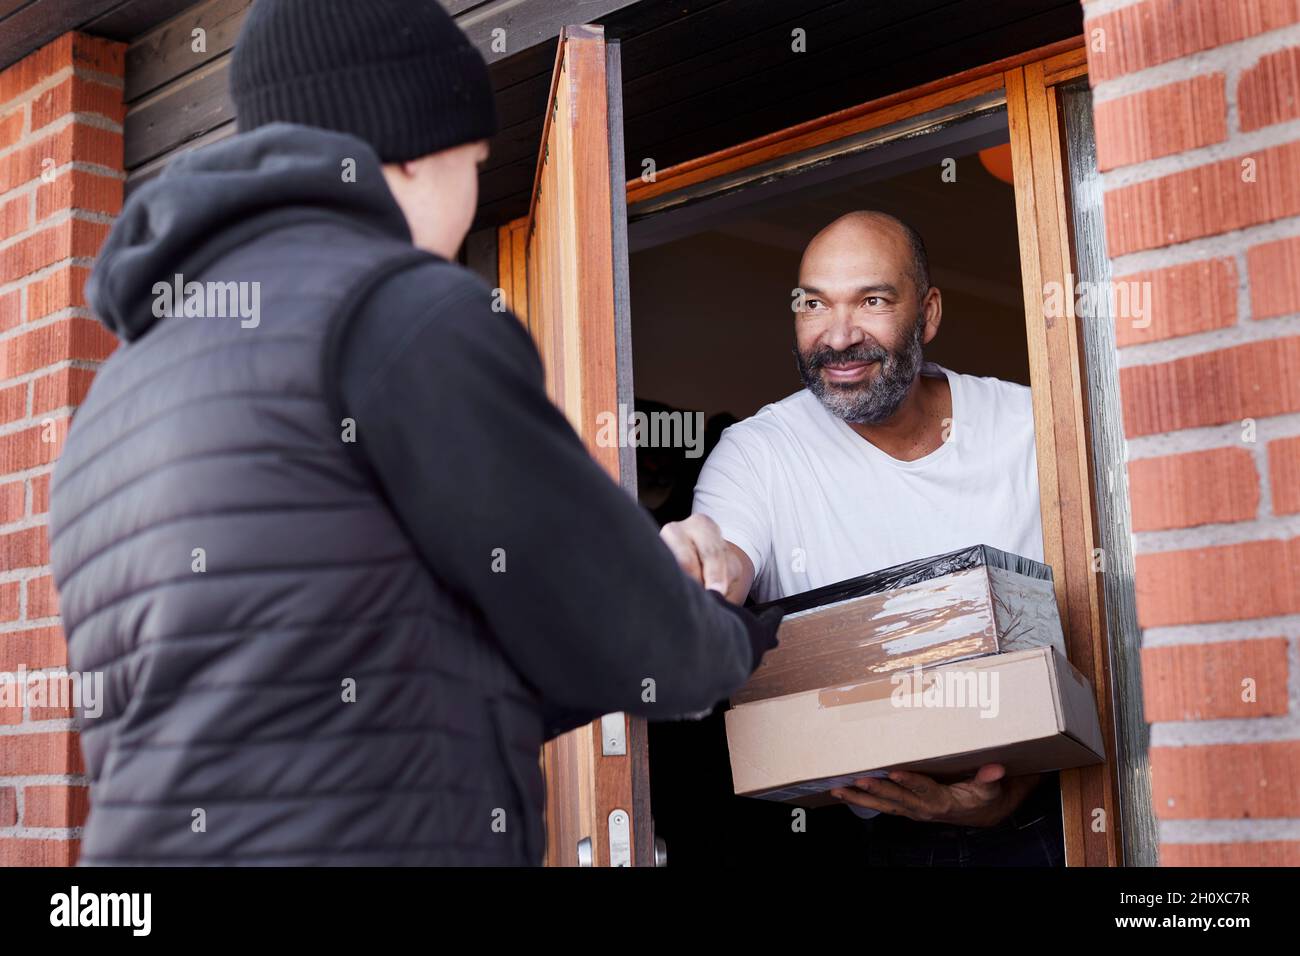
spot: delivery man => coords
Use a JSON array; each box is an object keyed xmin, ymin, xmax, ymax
[
  {"xmin": 659, "ymin": 210, "xmax": 1065, "ymax": 866},
  {"xmin": 48, "ymin": 0, "xmax": 780, "ymax": 866}
]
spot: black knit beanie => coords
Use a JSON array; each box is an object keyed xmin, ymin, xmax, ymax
[{"xmin": 230, "ymin": 0, "xmax": 498, "ymax": 163}]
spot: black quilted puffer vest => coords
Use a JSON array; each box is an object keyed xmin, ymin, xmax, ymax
[{"xmin": 50, "ymin": 215, "xmax": 547, "ymax": 865}]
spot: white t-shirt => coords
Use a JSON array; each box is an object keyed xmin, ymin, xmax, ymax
[{"xmin": 693, "ymin": 363, "xmax": 1044, "ymax": 605}]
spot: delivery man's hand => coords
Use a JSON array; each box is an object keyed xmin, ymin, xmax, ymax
[
  {"xmin": 660, "ymin": 514, "xmax": 755, "ymax": 604},
  {"xmin": 830, "ymin": 766, "xmax": 1041, "ymax": 827}
]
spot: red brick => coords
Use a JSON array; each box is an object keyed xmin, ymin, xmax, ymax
[
  {"xmin": 0, "ymin": 524, "xmax": 48, "ymax": 570},
  {"xmin": 36, "ymin": 169, "xmax": 123, "ymax": 222},
  {"xmin": 1113, "ymin": 258, "xmax": 1237, "ymax": 347},
  {"xmin": 32, "ymin": 367, "xmax": 95, "ymax": 415},
  {"xmin": 0, "ymin": 838, "xmax": 79, "ymax": 866},
  {"xmin": 0, "ymin": 787, "xmax": 15, "ymax": 827},
  {"xmin": 1239, "ymin": 44, "xmax": 1300, "ymax": 130},
  {"xmin": 0, "ymin": 625, "xmax": 66, "ymax": 671},
  {"xmin": 1120, "ymin": 336, "xmax": 1300, "ymax": 437},
  {"xmin": 26, "ymin": 265, "xmax": 91, "ymax": 322},
  {"xmin": 1128, "ymin": 447, "xmax": 1260, "ymax": 530},
  {"xmin": 28, "ymin": 673, "xmax": 76, "ymax": 721},
  {"xmin": 0, "ymin": 140, "xmax": 50, "ymax": 195},
  {"xmin": 1086, "ymin": 0, "xmax": 1300, "ymax": 83},
  {"xmin": 0, "ymin": 106, "xmax": 23, "ymax": 143},
  {"xmin": 0, "ymin": 580, "xmax": 18, "ymax": 622},
  {"xmin": 1135, "ymin": 537, "xmax": 1300, "ymax": 627},
  {"xmin": 1160, "ymin": 841, "xmax": 1300, "ymax": 865},
  {"xmin": 1151, "ymin": 740, "xmax": 1300, "ymax": 818},
  {"xmin": 0, "ymin": 123, "xmax": 123, "ymax": 194},
  {"xmin": 24, "ymin": 574, "xmax": 57, "ymax": 619},
  {"xmin": 0, "ymin": 382, "xmax": 24, "ymax": 424},
  {"xmin": 0, "ymin": 480, "xmax": 22, "ymax": 522},
  {"xmin": 0, "ymin": 218, "xmax": 112, "ymax": 284},
  {"xmin": 0, "ymin": 227, "xmax": 58, "ymax": 284},
  {"xmin": 0, "ymin": 291, "xmax": 20, "ymax": 333},
  {"xmin": 1142, "ymin": 638, "xmax": 1289, "ymax": 720},
  {"xmin": 21, "ymin": 785, "xmax": 89, "ymax": 828},
  {"xmin": 0, "ymin": 42, "xmax": 66, "ymax": 108},
  {"xmin": 1094, "ymin": 75, "xmax": 1226, "ymax": 170},
  {"xmin": 68, "ymin": 33, "xmax": 125, "ymax": 79},
  {"xmin": 1246, "ymin": 234, "xmax": 1300, "ymax": 320},
  {"xmin": 31, "ymin": 74, "xmax": 125, "ymax": 131},
  {"xmin": 1103, "ymin": 140, "xmax": 1300, "ymax": 257},
  {"xmin": 30, "ymin": 473, "xmax": 49, "ymax": 514},
  {"xmin": 0, "ymin": 318, "xmax": 116, "ymax": 378},
  {"xmin": 62, "ymin": 120, "xmax": 123, "ymax": 170},
  {"xmin": 1, "ymin": 193, "xmax": 30, "ymax": 235},
  {"xmin": 0, "ymin": 33, "xmax": 124, "ymax": 106},
  {"xmin": 0, "ymin": 419, "xmax": 69, "ymax": 473},
  {"xmin": 0, "ymin": 731, "xmax": 82, "ymax": 776},
  {"xmin": 1270, "ymin": 434, "xmax": 1300, "ymax": 513}
]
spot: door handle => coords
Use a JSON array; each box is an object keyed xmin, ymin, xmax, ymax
[
  {"xmin": 579, "ymin": 824, "xmax": 665, "ymax": 866},
  {"xmin": 652, "ymin": 815, "xmax": 667, "ymax": 867}
]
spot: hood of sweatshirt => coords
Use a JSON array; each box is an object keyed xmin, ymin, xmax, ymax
[{"xmin": 87, "ymin": 122, "xmax": 413, "ymax": 343}]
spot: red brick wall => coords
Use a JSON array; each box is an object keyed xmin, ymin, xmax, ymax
[
  {"xmin": 1085, "ymin": 0, "xmax": 1300, "ymax": 866},
  {"xmin": 0, "ymin": 33, "xmax": 124, "ymax": 867}
]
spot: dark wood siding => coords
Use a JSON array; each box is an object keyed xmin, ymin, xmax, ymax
[
  {"xmin": 0, "ymin": 0, "xmax": 194, "ymax": 69},
  {"xmin": 116, "ymin": 0, "xmax": 641, "ymax": 193},
  {"xmin": 22, "ymin": 0, "xmax": 1080, "ymax": 215},
  {"xmin": 122, "ymin": 0, "xmax": 248, "ymax": 189}
]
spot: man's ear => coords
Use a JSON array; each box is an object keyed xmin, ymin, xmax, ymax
[
  {"xmin": 921, "ymin": 286, "xmax": 943, "ymax": 345},
  {"xmin": 381, "ymin": 159, "xmax": 418, "ymax": 184}
]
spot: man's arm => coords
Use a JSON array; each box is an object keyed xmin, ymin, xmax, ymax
[
  {"xmin": 664, "ymin": 422, "xmax": 773, "ymax": 604},
  {"xmin": 333, "ymin": 260, "xmax": 780, "ymax": 723},
  {"xmin": 659, "ymin": 515, "xmax": 755, "ymax": 604}
]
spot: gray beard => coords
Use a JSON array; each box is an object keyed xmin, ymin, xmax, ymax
[{"xmin": 795, "ymin": 315, "xmax": 925, "ymax": 425}]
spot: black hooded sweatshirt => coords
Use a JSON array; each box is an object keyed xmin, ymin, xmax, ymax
[{"xmin": 51, "ymin": 123, "xmax": 779, "ymax": 865}]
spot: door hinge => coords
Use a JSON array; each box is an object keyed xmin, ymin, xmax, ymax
[
  {"xmin": 608, "ymin": 809, "xmax": 631, "ymax": 867},
  {"xmin": 600, "ymin": 712, "xmax": 626, "ymax": 755}
]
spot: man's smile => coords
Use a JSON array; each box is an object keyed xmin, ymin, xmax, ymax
[{"xmin": 822, "ymin": 360, "xmax": 877, "ymax": 384}]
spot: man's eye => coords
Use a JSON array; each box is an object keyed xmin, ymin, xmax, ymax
[{"xmin": 864, "ymin": 296, "xmax": 884, "ymax": 307}]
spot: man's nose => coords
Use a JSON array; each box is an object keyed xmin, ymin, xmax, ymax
[{"xmin": 823, "ymin": 309, "xmax": 866, "ymax": 353}]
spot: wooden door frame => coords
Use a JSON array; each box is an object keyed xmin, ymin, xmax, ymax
[
  {"xmin": 500, "ymin": 36, "xmax": 1126, "ymax": 868},
  {"xmin": 1004, "ymin": 48, "xmax": 1121, "ymax": 868},
  {"xmin": 500, "ymin": 26, "xmax": 651, "ymax": 869}
]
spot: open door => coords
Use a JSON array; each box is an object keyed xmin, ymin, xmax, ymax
[{"xmin": 512, "ymin": 24, "xmax": 650, "ymax": 867}]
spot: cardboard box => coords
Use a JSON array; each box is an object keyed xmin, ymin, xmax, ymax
[
  {"xmin": 733, "ymin": 544, "xmax": 1066, "ymax": 706},
  {"xmin": 725, "ymin": 646, "xmax": 1104, "ymax": 805}
]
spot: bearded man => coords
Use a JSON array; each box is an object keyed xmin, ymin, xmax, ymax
[{"xmin": 659, "ymin": 210, "xmax": 1065, "ymax": 866}]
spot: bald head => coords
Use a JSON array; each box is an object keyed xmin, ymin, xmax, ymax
[
  {"xmin": 792, "ymin": 210, "xmax": 942, "ymax": 425},
  {"xmin": 800, "ymin": 211, "xmax": 930, "ymax": 298}
]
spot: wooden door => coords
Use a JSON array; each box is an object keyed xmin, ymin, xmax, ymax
[{"xmin": 501, "ymin": 24, "xmax": 650, "ymax": 867}]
